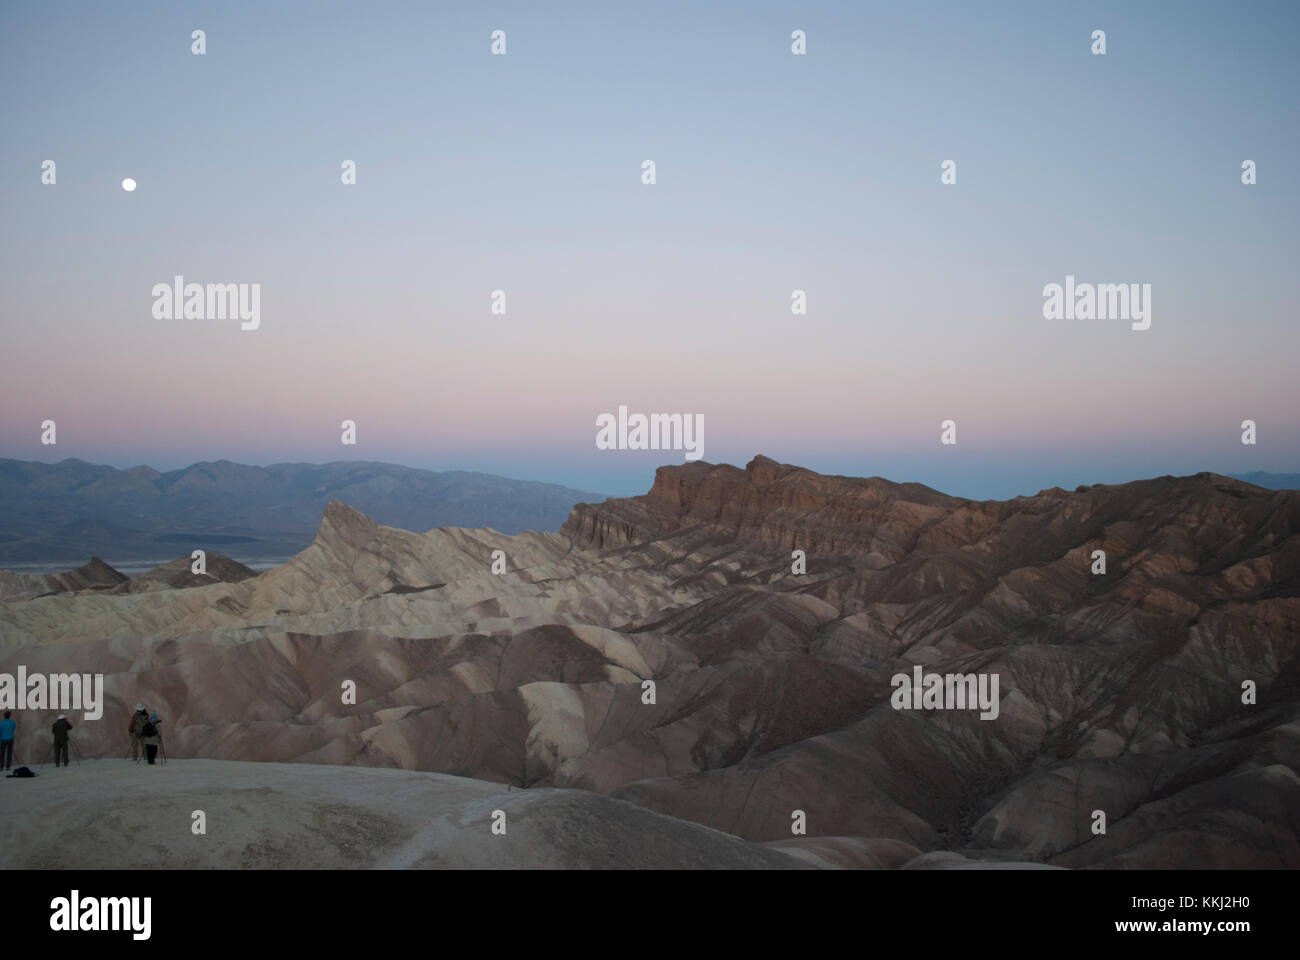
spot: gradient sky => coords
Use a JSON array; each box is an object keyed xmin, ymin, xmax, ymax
[{"xmin": 2, "ymin": 0, "xmax": 1297, "ymax": 498}]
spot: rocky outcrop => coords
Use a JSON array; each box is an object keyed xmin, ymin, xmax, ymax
[
  {"xmin": 0, "ymin": 556, "xmax": 128, "ymax": 603},
  {"xmin": 125, "ymin": 552, "xmax": 259, "ymax": 592}
]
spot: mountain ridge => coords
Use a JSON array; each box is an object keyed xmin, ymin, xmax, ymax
[{"xmin": 0, "ymin": 457, "xmax": 609, "ymax": 565}]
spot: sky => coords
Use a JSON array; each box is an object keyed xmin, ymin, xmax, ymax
[{"xmin": 1, "ymin": 0, "xmax": 1297, "ymax": 499}]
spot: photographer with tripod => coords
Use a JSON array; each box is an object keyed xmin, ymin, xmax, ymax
[
  {"xmin": 128, "ymin": 702, "xmax": 150, "ymax": 761},
  {"xmin": 140, "ymin": 711, "xmax": 165, "ymax": 765},
  {"xmin": 51, "ymin": 714, "xmax": 73, "ymax": 767}
]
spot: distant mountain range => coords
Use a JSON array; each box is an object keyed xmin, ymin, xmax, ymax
[
  {"xmin": 1, "ymin": 457, "xmax": 1293, "ymax": 569},
  {"xmin": 0, "ymin": 458, "xmax": 608, "ymax": 566},
  {"xmin": 1229, "ymin": 472, "xmax": 1300, "ymax": 491}
]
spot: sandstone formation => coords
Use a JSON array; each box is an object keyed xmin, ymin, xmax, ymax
[
  {"xmin": 124, "ymin": 553, "xmax": 259, "ymax": 593},
  {"xmin": 1, "ymin": 456, "xmax": 1296, "ymax": 868},
  {"xmin": 0, "ymin": 557, "xmax": 128, "ymax": 603}
]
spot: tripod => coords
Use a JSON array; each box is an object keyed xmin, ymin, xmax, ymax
[{"xmin": 39, "ymin": 736, "xmax": 81, "ymax": 768}]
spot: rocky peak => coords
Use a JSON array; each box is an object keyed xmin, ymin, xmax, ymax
[{"xmin": 316, "ymin": 499, "xmax": 380, "ymax": 551}]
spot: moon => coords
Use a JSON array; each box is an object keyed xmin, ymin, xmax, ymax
[{"xmin": 121, "ymin": 178, "xmax": 136, "ymax": 192}]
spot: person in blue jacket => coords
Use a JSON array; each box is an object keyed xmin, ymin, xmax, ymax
[{"xmin": 0, "ymin": 711, "xmax": 15, "ymax": 770}]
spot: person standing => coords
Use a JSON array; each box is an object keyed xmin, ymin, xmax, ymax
[
  {"xmin": 52, "ymin": 714, "xmax": 73, "ymax": 767},
  {"xmin": 0, "ymin": 711, "xmax": 14, "ymax": 770},
  {"xmin": 128, "ymin": 702, "xmax": 149, "ymax": 760},
  {"xmin": 141, "ymin": 712, "xmax": 162, "ymax": 765}
]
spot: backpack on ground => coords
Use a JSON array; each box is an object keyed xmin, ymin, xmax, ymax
[{"xmin": 8, "ymin": 766, "xmax": 36, "ymax": 778}]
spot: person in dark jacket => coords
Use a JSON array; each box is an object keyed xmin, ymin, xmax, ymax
[
  {"xmin": 141, "ymin": 712, "xmax": 163, "ymax": 765},
  {"xmin": 52, "ymin": 714, "xmax": 73, "ymax": 767}
]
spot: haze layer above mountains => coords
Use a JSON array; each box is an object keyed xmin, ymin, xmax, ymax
[
  {"xmin": 0, "ymin": 458, "xmax": 607, "ymax": 565},
  {"xmin": 2, "ymin": 455, "xmax": 1297, "ymax": 868}
]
